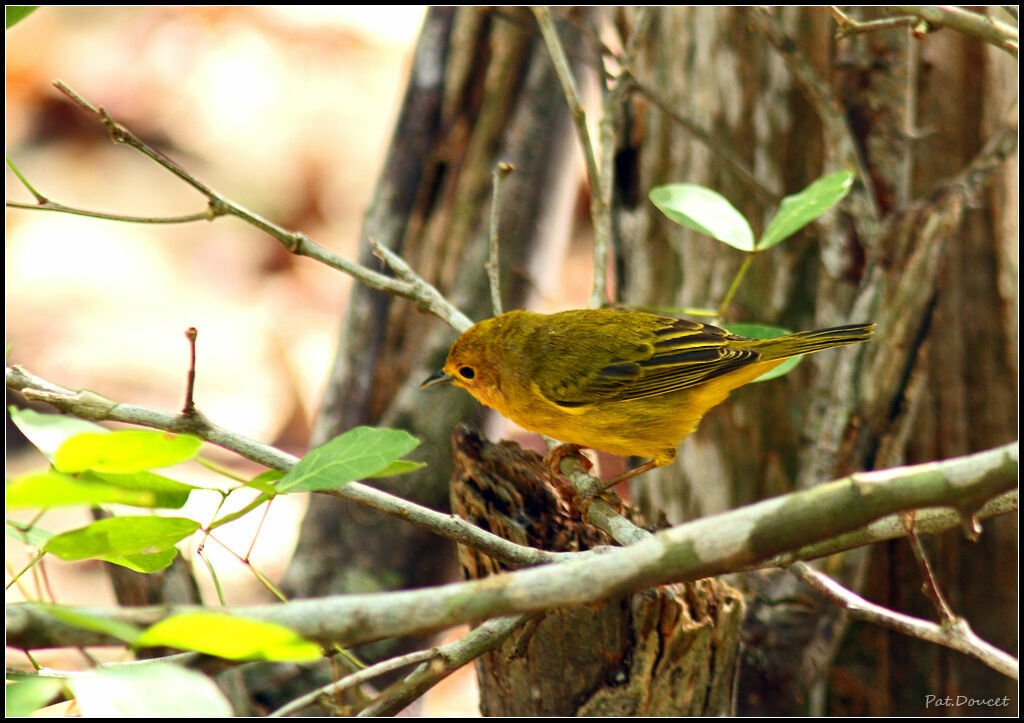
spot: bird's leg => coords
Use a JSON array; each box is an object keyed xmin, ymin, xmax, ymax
[
  {"xmin": 573, "ymin": 458, "xmax": 662, "ymax": 518},
  {"xmin": 543, "ymin": 443, "xmax": 593, "ymax": 477}
]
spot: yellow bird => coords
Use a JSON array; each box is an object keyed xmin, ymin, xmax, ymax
[{"xmin": 422, "ymin": 308, "xmax": 874, "ymax": 493}]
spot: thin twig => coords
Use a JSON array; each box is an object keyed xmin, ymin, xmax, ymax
[
  {"xmin": 182, "ymin": 327, "xmax": 198, "ymax": 415},
  {"xmin": 591, "ymin": 8, "xmax": 653, "ymax": 308},
  {"xmin": 5, "ymin": 364, "xmax": 559, "ymax": 569},
  {"xmin": 270, "ymin": 648, "xmax": 439, "ymax": 717},
  {"xmin": 830, "ymin": 7, "xmax": 917, "ymax": 39},
  {"xmin": 355, "ymin": 614, "xmax": 529, "ymax": 717},
  {"xmin": 716, "ymin": 253, "xmax": 756, "ymax": 318},
  {"xmin": 885, "ymin": 6, "xmax": 1018, "ymax": 58},
  {"xmin": 532, "ymin": 7, "xmax": 613, "ymax": 308},
  {"xmin": 11, "ymin": 82, "xmax": 472, "ymax": 334},
  {"xmin": 369, "ymin": 239, "xmax": 474, "ymax": 332},
  {"xmin": 899, "ymin": 30, "xmax": 921, "ymax": 204},
  {"xmin": 790, "ymin": 561, "xmax": 1018, "ymax": 680},
  {"xmin": 748, "ymin": 7, "xmax": 881, "ymax": 219},
  {"xmin": 4, "ymin": 198, "xmax": 214, "ymax": 225},
  {"xmin": 901, "ymin": 512, "xmax": 957, "ymax": 624},
  {"xmin": 832, "ymin": 6, "xmax": 1019, "ymax": 58},
  {"xmin": 486, "ymin": 162, "xmax": 515, "ymax": 317}
]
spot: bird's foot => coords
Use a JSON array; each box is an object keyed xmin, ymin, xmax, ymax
[
  {"xmin": 543, "ymin": 443, "xmax": 592, "ymax": 478},
  {"xmin": 572, "ymin": 459, "xmax": 661, "ymax": 520}
]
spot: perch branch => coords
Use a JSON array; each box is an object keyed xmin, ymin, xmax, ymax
[{"xmin": 7, "ymin": 440, "xmax": 1016, "ymax": 652}]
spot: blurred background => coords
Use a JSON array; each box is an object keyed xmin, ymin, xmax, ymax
[{"xmin": 6, "ymin": 6, "xmax": 478, "ymax": 715}]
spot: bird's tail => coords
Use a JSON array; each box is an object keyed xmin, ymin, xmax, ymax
[{"xmin": 748, "ymin": 323, "xmax": 875, "ymax": 361}]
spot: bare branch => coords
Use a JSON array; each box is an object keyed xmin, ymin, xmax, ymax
[
  {"xmin": 790, "ymin": 561, "xmax": 1018, "ymax": 680},
  {"xmin": 532, "ymin": 7, "xmax": 613, "ymax": 308},
  {"xmin": 901, "ymin": 512, "xmax": 958, "ymax": 622},
  {"xmin": 486, "ymin": 162, "xmax": 515, "ymax": 317},
  {"xmin": 887, "ymin": 6, "xmax": 1018, "ymax": 57},
  {"xmin": 354, "ymin": 614, "xmax": 527, "ymax": 716},
  {"xmin": 5, "ymin": 82, "xmax": 471, "ymax": 333}
]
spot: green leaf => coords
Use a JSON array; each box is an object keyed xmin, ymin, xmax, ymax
[
  {"xmin": 246, "ymin": 469, "xmax": 283, "ymax": 494},
  {"xmin": 68, "ymin": 663, "xmax": 233, "ymax": 717},
  {"xmin": 5, "ymin": 469, "xmax": 194, "ymax": 510},
  {"xmin": 5, "ymin": 677, "xmax": 65, "ymax": 718},
  {"xmin": 42, "ymin": 516, "xmax": 199, "ymax": 562},
  {"xmin": 6, "ymin": 519, "xmax": 54, "ymax": 548},
  {"xmin": 104, "ymin": 547, "xmax": 180, "ymax": 573},
  {"xmin": 757, "ymin": 169, "xmax": 854, "ymax": 249},
  {"xmin": 365, "ymin": 459, "xmax": 427, "ymax": 478},
  {"xmin": 137, "ymin": 612, "xmax": 322, "ymax": 661},
  {"xmin": 9, "ymin": 407, "xmax": 107, "ymax": 460},
  {"xmin": 6, "ymin": 6, "xmax": 38, "ymax": 30},
  {"xmin": 650, "ymin": 184, "xmax": 755, "ymax": 251},
  {"xmin": 42, "ymin": 605, "xmax": 141, "ymax": 645},
  {"xmin": 277, "ymin": 427, "xmax": 421, "ymax": 493},
  {"xmin": 54, "ymin": 430, "xmax": 202, "ymax": 473},
  {"xmin": 724, "ymin": 323, "xmax": 802, "ymax": 383},
  {"xmin": 6, "ymin": 470, "xmax": 158, "ymax": 509},
  {"xmin": 85, "ymin": 470, "xmax": 195, "ymax": 509}
]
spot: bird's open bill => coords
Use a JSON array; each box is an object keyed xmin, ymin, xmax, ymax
[{"xmin": 419, "ymin": 370, "xmax": 453, "ymax": 389}]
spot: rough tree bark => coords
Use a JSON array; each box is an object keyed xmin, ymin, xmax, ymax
[{"xmin": 450, "ymin": 427, "xmax": 745, "ymax": 716}]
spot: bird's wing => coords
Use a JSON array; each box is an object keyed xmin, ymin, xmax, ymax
[{"xmin": 535, "ymin": 317, "xmax": 761, "ymax": 408}]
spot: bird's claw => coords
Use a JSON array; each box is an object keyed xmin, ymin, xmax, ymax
[
  {"xmin": 572, "ymin": 486, "xmax": 621, "ymax": 520},
  {"xmin": 543, "ymin": 443, "xmax": 592, "ymax": 477}
]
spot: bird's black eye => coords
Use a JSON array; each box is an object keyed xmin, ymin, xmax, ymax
[{"xmin": 457, "ymin": 366, "xmax": 475, "ymax": 380}]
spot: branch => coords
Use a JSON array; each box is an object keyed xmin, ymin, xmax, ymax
[
  {"xmin": 8, "ymin": 442, "xmax": 1016, "ymax": 651},
  {"xmin": 756, "ymin": 489, "xmax": 1016, "ymax": 567},
  {"xmin": 5, "ymin": 82, "xmax": 471, "ymax": 333},
  {"xmin": 831, "ymin": 7, "xmax": 1019, "ymax": 58},
  {"xmin": 790, "ymin": 561, "xmax": 1018, "ymax": 680},
  {"xmin": 886, "ymin": 6, "xmax": 1018, "ymax": 58},
  {"xmin": 5, "ymin": 364, "xmax": 555, "ymax": 570},
  {"xmin": 354, "ymin": 614, "xmax": 527, "ymax": 717},
  {"xmin": 747, "ymin": 7, "xmax": 882, "ymax": 218},
  {"xmin": 485, "ymin": 162, "xmax": 515, "ymax": 317},
  {"xmin": 532, "ymin": 7, "xmax": 613, "ymax": 307},
  {"xmin": 266, "ymin": 614, "xmax": 527, "ymax": 719}
]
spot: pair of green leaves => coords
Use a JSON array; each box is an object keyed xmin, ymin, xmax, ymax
[
  {"xmin": 648, "ymin": 170, "xmax": 856, "ymax": 383},
  {"xmin": 649, "ymin": 169, "xmax": 854, "ymax": 253}
]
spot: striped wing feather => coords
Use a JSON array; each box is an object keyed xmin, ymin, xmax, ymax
[{"xmin": 539, "ymin": 318, "xmax": 760, "ymax": 408}]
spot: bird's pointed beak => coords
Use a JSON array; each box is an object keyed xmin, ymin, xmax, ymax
[{"xmin": 419, "ymin": 369, "xmax": 453, "ymax": 389}]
